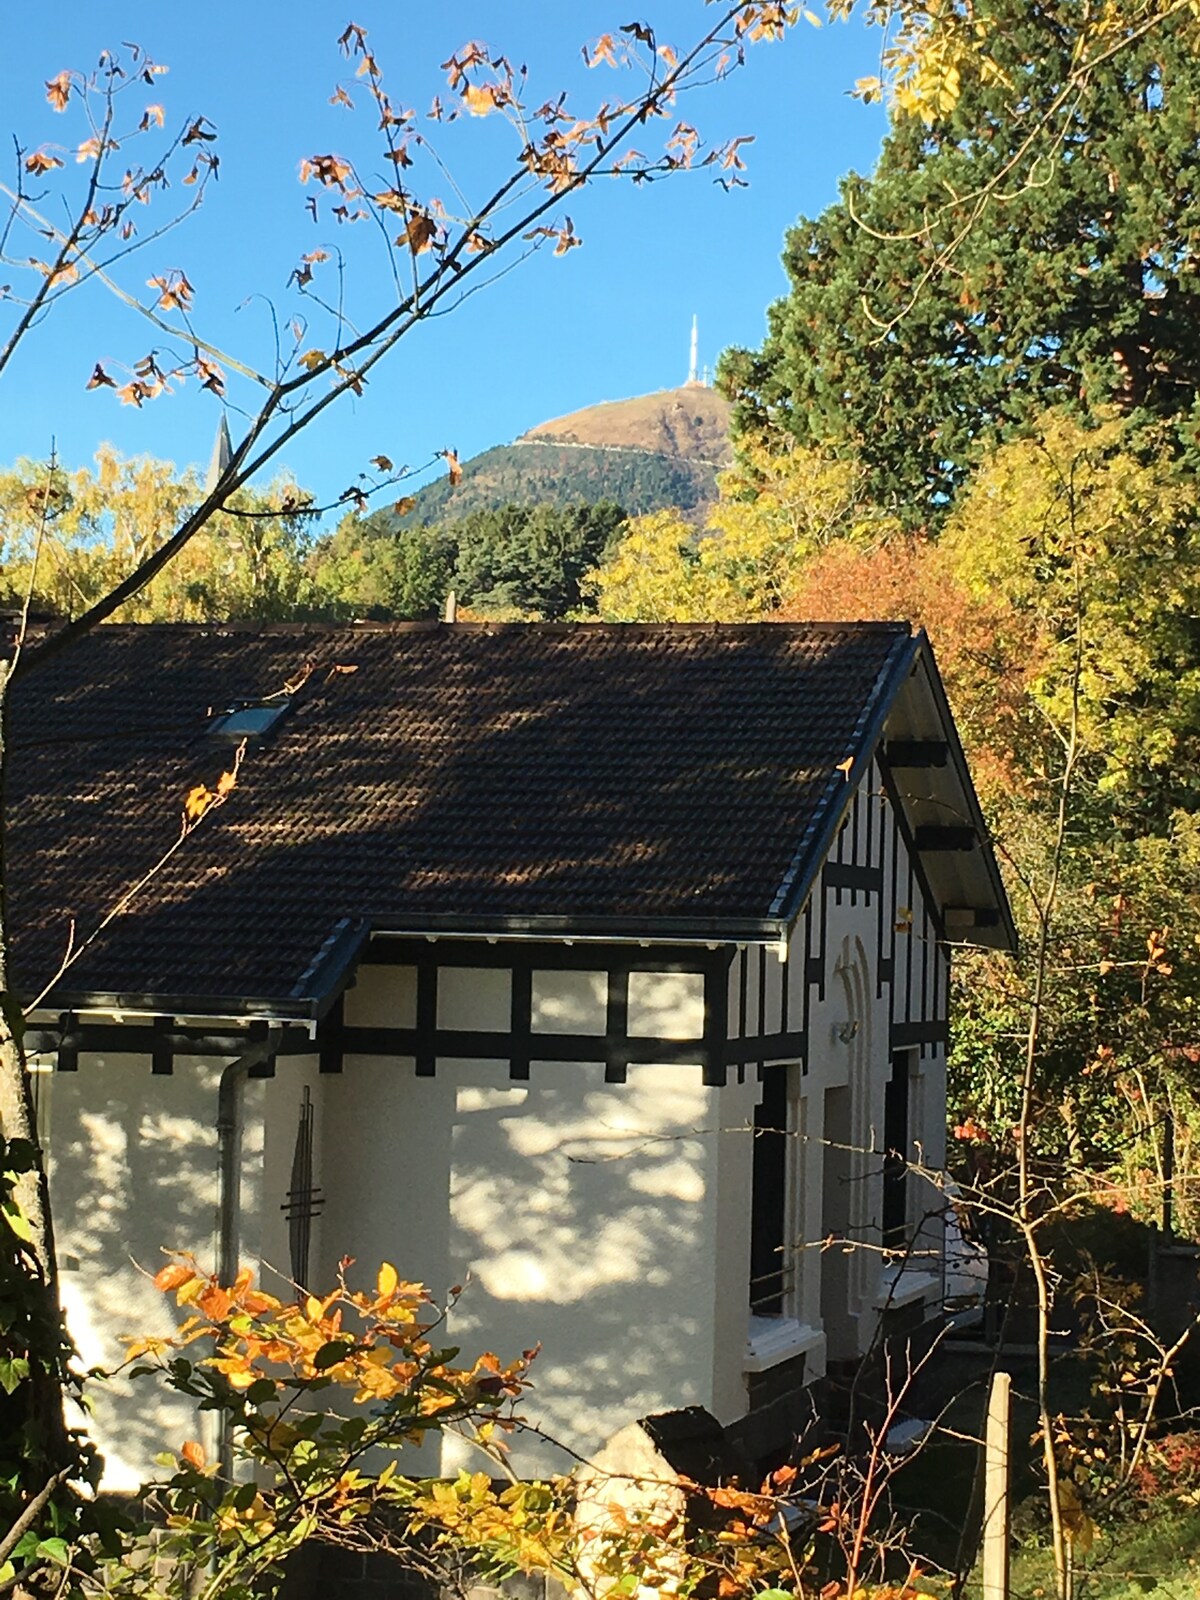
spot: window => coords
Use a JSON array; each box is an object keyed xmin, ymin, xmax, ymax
[
  {"xmin": 209, "ymin": 698, "xmax": 290, "ymax": 743},
  {"xmin": 749, "ymin": 1063, "xmax": 797, "ymax": 1315},
  {"xmin": 882, "ymin": 1049, "xmax": 913, "ymax": 1249}
]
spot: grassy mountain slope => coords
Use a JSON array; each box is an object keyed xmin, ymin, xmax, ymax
[{"xmin": 397, "ymin": 385, "xmax": 732, "ymax": 525}]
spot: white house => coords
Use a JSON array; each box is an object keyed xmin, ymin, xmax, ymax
[{"xmin": 10, "ymin": 619, "xmax": 1013, "ymax": 1487}]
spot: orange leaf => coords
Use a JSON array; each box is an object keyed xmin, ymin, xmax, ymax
[
  {"xmin": 441, "ymin": 449, "xmax": 462, "ymax": 487},
  {"xmin": 154, "ymin": 1262, "xmax": 197, "ymax": 1292},
  {"xmin": 181, "ymin": 1439, "xmax": 205, "ymax": 1470},
  {"xmin": 371, "ymin": 454, "xmax": 393, "ymax": 472},
  {"xmin": 216, "ymin": 768, "xmax": 237, "ymax": 799}
]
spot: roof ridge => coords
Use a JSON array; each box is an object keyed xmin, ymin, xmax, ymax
[{"xmin": 54, "ymin": 618, "xmax": 915, "ymax": 637}]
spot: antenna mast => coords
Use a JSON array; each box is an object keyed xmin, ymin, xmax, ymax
[{"xmin": 688, "ymin": 315, "xmax": 698, "ymax": 386}]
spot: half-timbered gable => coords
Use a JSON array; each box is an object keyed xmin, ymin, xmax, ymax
[{"xmin": 10, "ymin": 620, "xmax": 1012, "ymax": 1482}]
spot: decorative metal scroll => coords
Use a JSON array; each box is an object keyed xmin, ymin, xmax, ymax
[{"xmin": 281, "ymin": 1086, "xmax": 323, "ymax": 1289}]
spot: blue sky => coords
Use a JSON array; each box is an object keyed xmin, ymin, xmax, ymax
[{"xmin": 1, "ymin": 4, "xmax": 888, "ymax": 518}]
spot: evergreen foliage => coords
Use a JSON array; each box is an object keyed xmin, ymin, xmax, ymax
[
  {"xmin": 720, "ymin": 0, "xmax": 1200, "ymax": 519},
  {"xmin": 383, "ymin": 441, "xmax": 715, "ymax": 527}
]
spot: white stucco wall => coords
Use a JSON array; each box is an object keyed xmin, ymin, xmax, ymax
[
  {"xmin": 36, "ymin": 1050, "xmax": 234, "ymax": 1487},
  {"xmin": 36, "ymin": 842, "xmax": 951, "ymax": 1490}
]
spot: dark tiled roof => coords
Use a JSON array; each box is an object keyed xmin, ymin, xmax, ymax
[{"xmin": 9, "ymin": 621, "xmax": 916, "ymax": 1014}]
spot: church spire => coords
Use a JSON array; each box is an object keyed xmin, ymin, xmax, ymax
[{"xmin": 205, "ymin": 414, "xmax": 232, "ymax": 492}]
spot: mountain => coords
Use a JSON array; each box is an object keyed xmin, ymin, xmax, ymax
[{"xmin": 396, "ymin": 385, "xmax": 733, "ymax": 525}]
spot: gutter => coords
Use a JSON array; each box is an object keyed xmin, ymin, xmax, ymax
[{"xmin": 215, "ymin": 1023, "xmax": 282, "ymax": 1481}]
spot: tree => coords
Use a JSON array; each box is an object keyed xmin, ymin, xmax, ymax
[
  {"xmin": 0, "ymin": 453, "xmax": 317, "ymax": 621},
  {"xmin": 779, "ymin": 414, "xmax": 1200, "ymax": 1596},
  {"xmin": 0, "ymin": 5, "xmax": 808, "ymax": 1575},
  {"xmin": 96, "ymin": 1256, "xmax": 833, "ymax": 1600},
  {"xmin": 586, "ymin": 441, "xmax": 891, "ymax": 618},
  {"xmin": 720, "ymin": 0, "xmax": 1200, "ymax": 519},
  {"xmin": 451, "ymin": 500, "xmax": 628, "ymax": 619},
  {"xmin": 306, "ymin": 513, "xmax": 454, "ymax": 621}
]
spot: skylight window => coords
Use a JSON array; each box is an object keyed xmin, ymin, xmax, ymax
[{"xmin": 208, "ymin": 699, "xmax": 290, "ymax": 743}]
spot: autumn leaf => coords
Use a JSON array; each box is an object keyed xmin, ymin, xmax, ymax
[
  {"xmin": 139, "ymin": 104, "xmax": 165, "ymax": 130},
  {"xmin": 399, "ymin": 212, "xmax": 437, "ymax": 254},
  {"xmin": 585, "ymin": 34, "xmax": 619, "ymax": 68},
  {"xmin": 300, "ymin": 153, "xmax": 353, "ymax": 188},
  {"xmin": 377, "ymin": 1262, "xmax": 399, "ymax": 1298},
  {"xmin": 441, "ymin": 449, "xmax": 462, "ymax": 487},
  {"xmin": 621, "ymin": 21, "xmax": 655, "ymax": 46},
  {"xmin": 298, "ymin": 349, "xmax": 327, "ymax": 372},
  {"xmin": 216, "ymin": 767, "xmax": 237, "ymax": 799},
  {"xmin": 370, "ymin": 454, "xmax": 394, "ymax": 472},
  {"xmin": 154, "ymin": 1261, "xmax": 197, "ymax": 1292},
  {"xmin": 554, "ymin": 219, "xmax": 581, "ymax": 256},
  {"xmin": 24, "ymin": 149, "xmax": 64, "ymax": 175},
  {"xmin": 463, "ymin": 83, "xmax": 502, "ymax": 116},
  {"xmin": 195, "ymin": 357, "xmax": 225, "ymax": 396},
  {"xmin": 329, "ymin": 85, "xmax": 354, "ymax": 109},
  {"xmin": 183, "ymin": 117, "xmax": 217, "ymax": 145},
  {"xmin": 147, "ymin": 272, "xmax": 195, "ymax": 312},
  {"xmin": 184, "ymin": 783, "xmax": 213, "ymax": 821},
  {"xmin": 45, "ymin": 72, "xmax": 72, "ymax": 112},
  {"xmin": 392, "ymin": 495, "xmax": 416, "ymax": 516},
  {"xmin": 181, "ymin": 1439, "xmax": 206, "ymax": 1470}
]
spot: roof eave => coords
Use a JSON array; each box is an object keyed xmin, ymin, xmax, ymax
[{"xmin": 772, "ymin": 626, "xmax": 923, "ymax": 927}]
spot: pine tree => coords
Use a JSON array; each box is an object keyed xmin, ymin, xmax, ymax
[{"xmin": 720, "ymin": 0, "xmax": 1200, "ymax": 521}]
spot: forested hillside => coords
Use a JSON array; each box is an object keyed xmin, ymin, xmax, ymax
[{"xmin": 380, "ymin": 385, "xmax": 733, "ymax": 526}]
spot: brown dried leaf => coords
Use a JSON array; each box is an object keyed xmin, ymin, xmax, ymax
[
  {"xmin": 24, "ymin": 149, "xmax": 64, "ymax": 175},
  {"xmin": 45, "ymin": 72, "xmax": 72, "ymax": 112}
]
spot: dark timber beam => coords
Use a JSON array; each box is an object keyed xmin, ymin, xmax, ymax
[
  {"xmin": 943, "ymin": 907, "xmax": 1001, "ymax": 929},
  {"xmin": 885, "ymin": 739, "xmax": 950, "ymax": 768},
  {"xmin": 914, "ymin": 825, "xmax": 978, "ymax": 852}
]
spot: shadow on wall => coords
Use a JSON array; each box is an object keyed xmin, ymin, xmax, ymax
[
  {"xmin": 444, "ymin": 1056, "xmax": 719, "ymax": 1477},
  {"xmin": 45, "ymin": 1058, "xmax": 231, "ymax": 1489}
]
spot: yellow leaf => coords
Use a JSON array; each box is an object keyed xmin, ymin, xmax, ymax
[
  {"xmin": 463, "ymin": 83, "xmax": 499, "ymax": 116},
  {"xmin": 298, "ymin": 349, "xmax": 326, "ymax": 372},
  {"xmin": 377, "ymin": 1262, "xmax": 399, "ymax": 1299},
  {"xmin": 216, "ymin": 768, "xmax": 237, "ymax": 799},
  {"xmin": 184, "ymin": 784, "xmax": 212, "ymax": 821}
]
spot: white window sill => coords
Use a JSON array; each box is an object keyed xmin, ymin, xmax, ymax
[
  {"xmin": 873, "ymin": 1266, "xmax": 941, "ymax": 1310},
  {"xmin": 744, "ymin": 1316, "xmax": 825, "ymax": 1373}
]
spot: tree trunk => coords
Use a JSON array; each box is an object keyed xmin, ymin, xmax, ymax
[{"xmin": 0, "ymin": 655, "xmax": 71, "ymax": 1476}]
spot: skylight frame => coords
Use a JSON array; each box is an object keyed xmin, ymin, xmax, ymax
[{"xmin": 208, "ymin": 698, "xmax": 291, "ymax": 744}]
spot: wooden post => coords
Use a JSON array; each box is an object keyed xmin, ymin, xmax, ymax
[{"xmin": 983, "ymin": 1370, "xmax": 1011, "ymax": 1600}]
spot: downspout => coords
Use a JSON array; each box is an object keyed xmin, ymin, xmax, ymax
[{"xmin": 216, "ymin": 1025, "xmax": 281, "ymax": 1481}]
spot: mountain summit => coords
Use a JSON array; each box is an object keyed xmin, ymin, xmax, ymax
[{"xmin": 396, "ymin": 385, "xmax": 733, "ymax": 525}]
